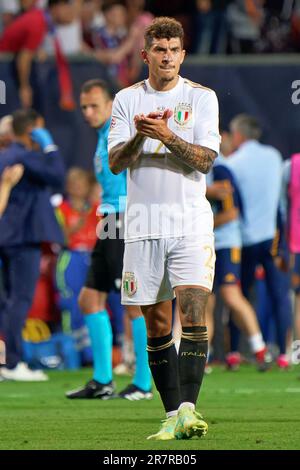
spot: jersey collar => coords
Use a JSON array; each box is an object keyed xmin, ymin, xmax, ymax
[{"xmin": 145, "ymin": 75, "xmax": 183, "ymax": 95}]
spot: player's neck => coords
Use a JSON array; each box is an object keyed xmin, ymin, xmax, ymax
[{"xmin": 148, "ymin": 74, "xmax": 179, "ymax": 92}]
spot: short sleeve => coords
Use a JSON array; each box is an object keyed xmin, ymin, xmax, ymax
[
  {"xmin": 194, "ymin": 91, "xmax": 221, "ymax": 154},
  {"xmin": 23, "ymin": 13, "xmax": 47, "ymax": 51},
  {"xmin": 108, "ymin": 95, "xmax": 131, "ymax": 152}
]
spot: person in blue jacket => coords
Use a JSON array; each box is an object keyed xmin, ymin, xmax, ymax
[{"xmin": 0, "ymin": 108, "xmax": 65, "ymax": 382}]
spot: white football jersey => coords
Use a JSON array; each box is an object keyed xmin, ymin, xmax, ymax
[{"xmin": 108, "ymin": 76, "xmax": 220, "ymax": 242}]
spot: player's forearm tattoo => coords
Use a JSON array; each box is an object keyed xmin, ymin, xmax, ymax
[
  {"xmin": 109, "ymin": 134, "xmax": 145, "ymax": 174},
  {"xmin": 163, "ymin": 133, "xmax": 217, "ymax": 174},
  {"xmin": 178, "ymin": 288, "xmax": 210, "ymax": 325}
]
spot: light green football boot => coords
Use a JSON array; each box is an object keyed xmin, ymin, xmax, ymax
[
  {"xmin": 147, "ymin": 415, "xmax": 177, "ymax": 440},
  {"xmin": 174, "ymin": 405, "xmax": 208, "ymax": 440}
]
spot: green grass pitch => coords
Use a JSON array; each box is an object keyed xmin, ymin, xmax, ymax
[{"xmin": 1, "ymin": 366, "xmax": 300, "ymax": 450}]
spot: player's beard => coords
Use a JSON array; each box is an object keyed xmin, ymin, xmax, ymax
[
  {"xmin": 158, "ymin": 64, "xmax": 177, "ymax": 83},
  {"xmin": 161, "ymin": 76, "xmax": 175, "ymax": 83},
  {"xmin": 159, "ymin": 70, "xmax": 177, "ymax": 84}
]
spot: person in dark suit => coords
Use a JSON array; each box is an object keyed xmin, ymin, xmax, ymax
[
  {"xmin": 0, "ymin": 165, "xmax": 24, "ymax": 217},
  {"xmin": 0, "ymin": 108, "xmax": 65, "ymax": 381}
]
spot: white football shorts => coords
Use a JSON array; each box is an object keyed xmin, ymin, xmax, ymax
[{"xmin": 122, "ymin": 236, "xmax": 215, "ymax": 305}]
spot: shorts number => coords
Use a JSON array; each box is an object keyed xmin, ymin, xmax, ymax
[{"xmin": 204, "ymin": 245, "xmax": 215, "ymax": 270}]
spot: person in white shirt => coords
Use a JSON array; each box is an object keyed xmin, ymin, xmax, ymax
[{"xmin": 108, "ymin": 16, "xmax": 220, "ymax": 441}]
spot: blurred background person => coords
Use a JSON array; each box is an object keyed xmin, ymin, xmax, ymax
[
  {"xmin": 226, "ymin": 114, "xmax": 290, "ymax": 369},
  {"xmin": 0, "ymin": 108, "xmax": 64, "ymax": 381},
  {"xmin": 92, "ymin": 0, "xmax": 140, "ymax": 88},
  {"xmin": 0, "ymin": 115, "xmax": 14, "ymax": 150},
  {"xmin": 206, "ymin": 130, "xmax": 270, "ymax": 371},
  {"xmin": 0, "ymin": 0, "xmax": 76, "ymax": 109},
  {"xmin": 0, "ymin": 0, "xmax": 19, "ymax": 34},
  {"xmin": 0, "ymin": 164, "xmax": 24, "ymax": 217},
  {"xmin": 227, "ymin": 0, "xmax": 265, "ymax": 53},
  {"xmin": 282, "ymin": 152, "xmax": 300, "ymax": 341},
  {"xmin": 55, "ymin": 167, "xmax": 98, "ymax": 365},
  {"xmin": 80, "ymin": 0, "xmax": 105, "ymax": 48},
  {"xmin": 194, "ymin": 0, "xmax": 231, "ymax": 54},
  {"xmin": 125, "ymin": 0, "xmax": 153, "ymax": 83}
]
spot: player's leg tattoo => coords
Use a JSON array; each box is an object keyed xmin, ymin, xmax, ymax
[
  {"xmin": 177, "ymin": 287, "xmax": 210, "ymax": 405},
  {"xmin": 178, "ymin": 287, "xmax": 210, "ymax": 326}
]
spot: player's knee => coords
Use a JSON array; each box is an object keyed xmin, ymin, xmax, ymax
[{"xmin": 178, "ymin": 287, "xmax": 209, "ymax": 326}]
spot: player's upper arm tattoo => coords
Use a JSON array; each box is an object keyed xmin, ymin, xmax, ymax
[{"xmin": 163, "ymin": 133, "xmax": 217, "ymax": 174}]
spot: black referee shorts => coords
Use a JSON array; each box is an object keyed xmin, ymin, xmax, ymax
[{"xmin": 85, "ymin": 212, "xmax": 124, "ymax": 293}]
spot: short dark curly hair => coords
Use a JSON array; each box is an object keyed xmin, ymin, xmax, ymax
[
  {"xmin": 144, "ymin": 17, "xmax": 184, "ymax": 50},
  {"xmin": 12, "ymin": 109, "xmax": 40, "ymax": 136}
]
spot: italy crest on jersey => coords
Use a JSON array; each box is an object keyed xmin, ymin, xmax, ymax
[
  {"xmin": 123, "ymin": 272, "xmax": 137, "ymax": 296},
  {"xmin": 174, "ymin": 103, "xmax": 192, "ymax": 126}
]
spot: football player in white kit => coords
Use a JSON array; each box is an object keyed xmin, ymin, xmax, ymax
[{"xmin": 108, "ymin": 17, "xmax": 220, "ymax": 440}]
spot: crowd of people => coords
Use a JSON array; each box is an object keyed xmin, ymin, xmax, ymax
[
  {"xmin": 1, "ymin": 1, "xmax": 300, "ymax": 56},
  {"xmin": 0, "ymin": 1, "xmax": 300, "ymax": 108}
]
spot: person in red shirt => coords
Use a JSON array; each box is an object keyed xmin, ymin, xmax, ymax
[
  {"xmin": 55, "ymin": 167, "xmax": 98, "ymax": 365},
  {"xmin": 0, "ymin": 0, "xmax": 74, "ymax": 109}
]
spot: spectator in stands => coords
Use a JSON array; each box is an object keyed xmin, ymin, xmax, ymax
[
  {"xmin": 257, "ymin": 0, "xmax": 293, "ymax": 52},
  {"xmin": 291, "ymin": 2, "xmax": 300, "ymax": 51},
  {"xmin": 55, "ymin": 167, "xmax": 98, "ymax": 365},
  {"xmin": 81, "ymin": 0, "xmax": 105, "ymax": 48},
  {"xmin": 125, "ymin": 0, "xmax": 153, "ymax": 82},
  {"xmin": 194, "ymin": 0, "xmax": 231, "ymax": 54},
  {"xmin": 0, "ymin": 108, "xmax": 64, "ymax": 381},
  {"xmin": 92, "ymin": 0, "xmax": 140, "ymax": 87},
  {"xmin": 227, "ymin": 0, "xmax": 265, "ymax": 53},
  {"xmin": 145, "ymin": 0, "xmax": 195, "ymax": 51},
  {"xmin": 0, "ymin": 0, "xmax": 75, "ymax": 109},
  {"xmin": 0, "ymin": 0, "xmax": 19, "ymax": 33},
  {"xmin": 42, "ymin": 0, "xmax": 91, "ymax": 56}
]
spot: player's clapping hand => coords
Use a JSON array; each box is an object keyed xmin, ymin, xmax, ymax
[
  {"xmin": 1, "ymin": 164, "xmax": 24, "ymax": 189},
  {"xmin": 134, "ymin": 109, "xmax": 173, "ymax": 141}
]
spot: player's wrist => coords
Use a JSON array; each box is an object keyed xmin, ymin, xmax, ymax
[
  {"xmin": 135, "ymin": 132, "xmax": 145, "ymax": 141},
  {"xmin": 161, "ymin": 129, "xmax": 175, "ymax": 145}
]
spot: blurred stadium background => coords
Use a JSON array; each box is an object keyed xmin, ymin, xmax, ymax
[{"xmin": 1, "ymin": 0, "xmax": 300, "ymax": 450}]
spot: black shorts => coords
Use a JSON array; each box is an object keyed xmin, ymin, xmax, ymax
[{"xmin": 85, "ymin": 212, "xmax": 124, "ymax": 293}]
